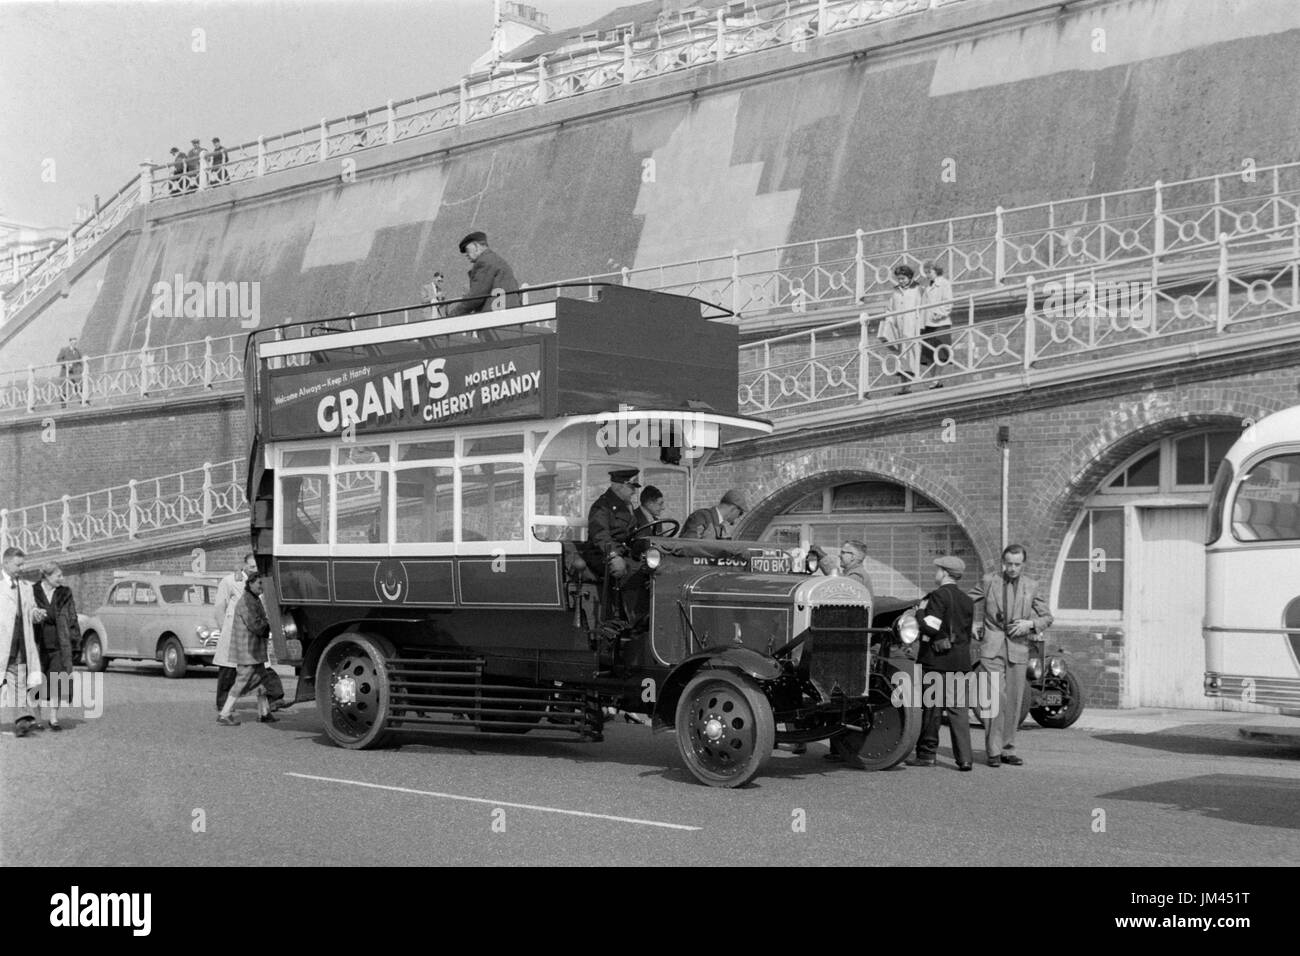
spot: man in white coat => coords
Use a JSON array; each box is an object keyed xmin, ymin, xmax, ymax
[
  {"xmin": 1, "ymin": 547, "xmax": 46, "ymax": 737},
  {"xmin": 212, "ymin": 553, "xmax": 257, "ymax": 711}
]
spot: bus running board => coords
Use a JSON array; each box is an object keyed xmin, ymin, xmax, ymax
[{"xmin": 383, "ymin": 656, "xmax": 597, "ymax": 737}]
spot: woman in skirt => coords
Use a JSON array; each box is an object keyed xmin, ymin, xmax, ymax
[
  {"xmin": 217, "ymin": 572, "xmax": 277, "ymax": 726},
  {"xmin": 33, "ymin": 561, "xmax": 81, "ymax": 731}
]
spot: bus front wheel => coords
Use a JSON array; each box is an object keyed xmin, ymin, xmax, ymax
[{"xmin": 316, "ymin": 633, "xmax": 397, "ymax": 749}]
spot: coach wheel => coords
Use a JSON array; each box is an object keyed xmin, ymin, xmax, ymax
[
  {"xmin": 83, "ymin": 633, "xmax": 108, "ymax": 672},
  {"xmin": 675, "ymin": 670, "xmax": 775, "ymax": 788},
  {"xmin": 315, "ymin": 633, "xmax": 396, "ymax": 749},
  {"xmin": 844, "ymin": 662, "xmax": 921, "ymax": 770},
  {"xmin": 160, "ymin": 637, "xmax": 187, "ymax": 679}
]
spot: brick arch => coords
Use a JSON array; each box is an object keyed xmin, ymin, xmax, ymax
[
  {"xmin": 1027, "ymin": 387, "xmax": 1290, "ymax": 560},
  {"xmin": 734, "ymin": 454, "xmax": 999, "ymax": 562}
]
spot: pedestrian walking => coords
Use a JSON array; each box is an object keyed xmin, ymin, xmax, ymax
[
  {"xmin": 908, "ymin": 556, "xmax": 975, "ymax": 771},
  {"xmin": 1, "ymin": 548, "xmax": 44, "ymax": 739},
  {"xmin": 216, "ymin": 572, "xmax": 277, "ymax": 726},
  {"xmin": 877, "ymin": 265, "xmax": 924, "ymax": 394},
  {"xmin": 169, "ymin": 147, "xmax": 186, "ymax": 195},
  {"xmin": 213, "ymin": 553, "xmax": 256, "ymax": 711},
  {"xmin": 969, "ymin": 543, "xmax": 1054, "ymax": 767},
  {"xmin": 31, "ymin": 561, "xmax": 80, "ymax": 732},
  {"xmin": 919, "ymin": 261, "xmax": 953, "ymax": 387},
  {"xmin": 56, "ymin": 336, "xmax": 84, "ymax": 407},
  {"xmin": 209, "ymin": 137, "xmax": 228, "ymax": 185}
]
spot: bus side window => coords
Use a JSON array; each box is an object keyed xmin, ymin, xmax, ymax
[
  {"xmin": 335, "ymin": 470, "xmax": 387, "ymax": 545},
  {"xmin": 461, "ymin": 462, "xmax": 525, "ymax": 542},
  {"xmin": 396, "ymin": 466, "xmax": 453, "ymax": 543},
  {"xmin": 282, "ymin": 474, "xmax": 329, "ymax": 545}
]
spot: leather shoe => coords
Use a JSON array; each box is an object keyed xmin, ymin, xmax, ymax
[
  {"xmin": 906, "ymin": 757, "xmax": 937, "ymax": 767},
  {"xmin": 986, "ymin": 756, "xmax": 1001, "ymax": 767},
  {"xmin": 258, "ymin": 714, "xmax": 279, "ymax": 723},
  {"xmin": 216, "ymin": 715, "xmax": 241, "ymax": 726},
  {"xmin": 48, "ymin": 722, "xmax": 63, "ymax": 732},
  {"xmin": 957, "ymin": 763, "xmax": 973, "ymax": 771},
  {"xmin": 13, "ymin": 718, "xmax": 35, "ymax": 738},
  {"xmin": 1000, "ymin": 753, "xmax": 1024, "ymax": 766}
]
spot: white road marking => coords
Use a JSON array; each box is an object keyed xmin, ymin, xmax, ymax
[{"xmin": 285, "ymin": 772, "xmax": 702, "ymax": 831}]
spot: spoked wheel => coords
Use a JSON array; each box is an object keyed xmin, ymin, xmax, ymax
[
  {"xmin": 675, "ymin": 670, "xmax": 775, "ymax": 788},
  {"xmin": 315, "ymin": 633, "xmax": 396, "ymax": 749},
  {"xmin": 839, "ymin": 663, "xmax": 921, "ymax": 770}
]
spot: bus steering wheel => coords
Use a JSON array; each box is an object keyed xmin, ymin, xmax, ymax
[{"xmin": 631, "ymin": 519, "xmax": 680, "ymax": 539}]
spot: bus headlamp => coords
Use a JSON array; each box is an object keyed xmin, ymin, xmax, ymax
[{"xmin": 644, "ymin": 548, "xmax": 661, "ymax": 571}]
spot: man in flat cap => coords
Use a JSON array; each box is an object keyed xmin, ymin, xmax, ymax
[
  {"xmin": 908, "ymin": 554, "xmax": 976, "ymax": 771},
  {"xmin": 583, "ymin": 469, "xmax": 641, "ymax": 581},
  {"xmin": 682, "ymin": 489, "xmax": 748, "ymax": 540},
  {"xmin": 185, "ymin": 138, "xmax": 203, "ymax": 192},
  {"xmin": 445, "ymin": 231, "xmax": 520, "ymax": 316}
]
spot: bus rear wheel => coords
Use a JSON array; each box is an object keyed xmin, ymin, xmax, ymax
[{"xmin": 316, "ymin": 633, "xmax": 396, "ymax": 749}]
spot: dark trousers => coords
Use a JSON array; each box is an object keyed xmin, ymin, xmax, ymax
[
  {"xmin": 916, "ymin": 669, "xmax": 973, "ymax": 765},
  {"xmin": 920, "ymin": 326, "xmax": 953, "ymax": 375},
  {"xmin": 215, "ymin": 666, "xmax": 236, "ymax": 710}
]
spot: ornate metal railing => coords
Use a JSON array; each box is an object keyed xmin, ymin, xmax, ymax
[
  {"xmin": 0, "ymin": 332, "xmax": 248, "ymax": 416},
  {"xmin": 561, "ymin": 165, "xmax": 1300, "ymax": 324},
  {"xmin": 0, "ymin": 459, "xmax": 248, "ymax": 557},
  {"xmin": 0, "ymin": 457, "xmax": 393, "ymax": 558},
  {"xmin": 738, "ymin": 226, "xmax": 1300, "ymax": 416},
  {"xmin": 2, "ymin": 0, "xmax": 960, "ymax": 323}
]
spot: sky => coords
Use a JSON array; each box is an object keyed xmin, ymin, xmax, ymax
[{"xmin": 0, "ymin": 0, "xmax": 618, "ymax": 229}]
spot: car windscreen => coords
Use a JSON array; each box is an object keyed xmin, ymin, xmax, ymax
[{"xmin": 159, "ymin": 584, "xmax": 217, "ymax": 605}]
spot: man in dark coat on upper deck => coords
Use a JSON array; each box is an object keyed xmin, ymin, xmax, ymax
[{"xmin": 446, "ymin": 231, "xmax": 520, "ymax": 315}]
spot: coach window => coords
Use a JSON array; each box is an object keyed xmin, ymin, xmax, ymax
[
  {"xmin": 280, "ymin": 474, "xmax": 330, "ymax": 548},
  {"xmin": 1232, "ymin": 452, "xmax": 1300, "ymax": 541}
]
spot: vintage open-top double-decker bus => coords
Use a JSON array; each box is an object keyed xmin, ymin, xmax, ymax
[{"xmin": 243, "ymin": 285, "xmax": 920, "ymax": 787}]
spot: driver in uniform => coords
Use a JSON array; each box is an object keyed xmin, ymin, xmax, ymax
[{"xmin": 582, "ymin": 469, "xmax": 640, "ymax": 581}]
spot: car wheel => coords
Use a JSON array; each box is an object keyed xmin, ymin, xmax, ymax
[
  {"xmin": 83, "ymin": 633, "xmax": 108, "ymax": 672},
  {"xmin": 161, "ymin": 637, "xmax": 187, "ymax": 679},
  {"xmin": 315, "ymin": 633, "xmax": 396, "ymax": 749},
  {"xmin": 845, "ymin": 661, "xmax": 923, "ymax": 770},
  {"xmin": 1031, "ymin": 672, "xmax": 1085, "ymax": 728},
  {"xmin": 674, "ymin": 670, "xmax": 775, "ymax": 788}
]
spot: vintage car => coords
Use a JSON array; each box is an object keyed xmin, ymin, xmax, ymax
[
  {"xmin": 79, "ymin": 573, "xmax": 224, "ymax": 678},
  {"xmin": 1019, "ymin": 641, "xmax": 1086, "ymax": 728}
]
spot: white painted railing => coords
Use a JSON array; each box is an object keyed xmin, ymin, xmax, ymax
[
  {"xmin": 1, "ymin": 0, "xmax": 958, "ymax": 323},
  {"xmin": 738, "ymin": 226, "xmax": 1300, "ymax": 415},
  {"xmin": 0, "ymin": 333, "xmax": 247, "ymax": 415},
  {"xmin": 560, "ymin": 163, "xmax": 1300, "ymax": 322}
]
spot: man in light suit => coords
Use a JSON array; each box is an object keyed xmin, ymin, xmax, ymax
[
  {"xmin": 969, "ymin": 543, "xmax": 1053, "ymax": 767},
  {"xmin": 682, "ymin": 489, "xmax": 748, "ymax": 540},
  {"xmin": 1, "ymin": 547, "xmax": 46, "ymax": 738}
]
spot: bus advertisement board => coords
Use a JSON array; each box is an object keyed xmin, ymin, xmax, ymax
[{"xmin": 263, "ymin": 337, "xmax": 556, "ymax": 440}]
